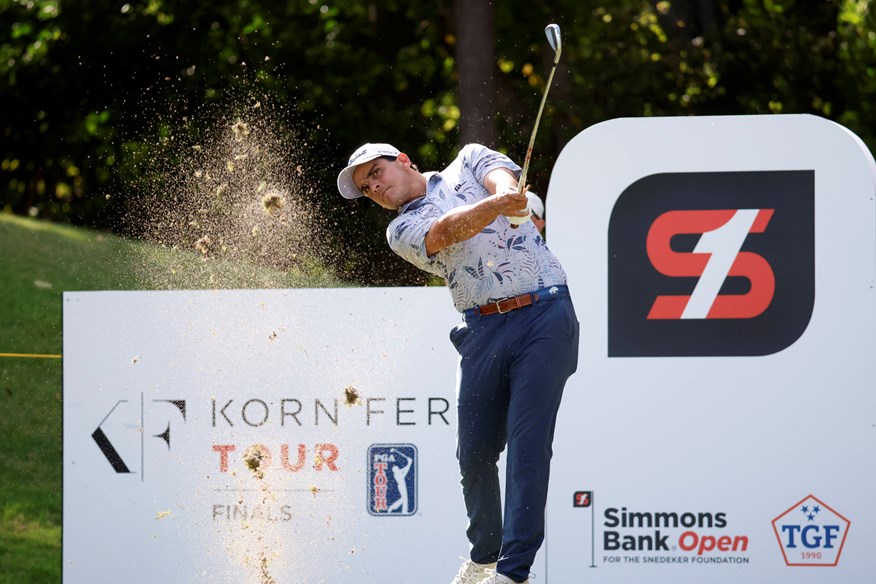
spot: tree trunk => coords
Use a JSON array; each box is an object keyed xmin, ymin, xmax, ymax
[{"xmin": 454, "ymin": 0, "xmax": 498, "ymax": 147}]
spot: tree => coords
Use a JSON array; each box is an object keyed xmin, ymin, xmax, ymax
[
  {"xmin": 454, "ymin": 0, "xmax": 498, "ymax": 146},
  {"xmin": 3, "ymin": 0, "xmax": 875, "ymax": 286}
]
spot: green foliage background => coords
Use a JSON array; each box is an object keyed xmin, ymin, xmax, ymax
[{"xmin": 3, "ymin": 0, "xmax": 875, "ymax": 284}]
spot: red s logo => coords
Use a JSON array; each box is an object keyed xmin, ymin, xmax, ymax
[
  {"xmin": 573, "ymin": 491, "xmax": 592, "ymax": 508},
  {"xmin": 609, "ymin": 171, "xmax": 813, "ymax": 357},
  {"xmin": 646, "ymin": 209, "xmax": 775, "ymax": 320}
]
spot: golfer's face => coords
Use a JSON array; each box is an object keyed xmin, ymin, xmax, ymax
[{"xmin": 353, "ymin": 157, "xmax": 411, "ymax": 210}]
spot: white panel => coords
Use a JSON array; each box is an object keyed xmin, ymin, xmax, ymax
[
  {"xmin": 62, "ymin": 288, "xmax": 538, "ymax": 582},
  {"xmin": 545, "ymin": 115, "xmax": 876, "ymax": 582}
]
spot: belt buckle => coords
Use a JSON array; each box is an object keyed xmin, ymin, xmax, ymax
[{"xmin": 496, "ymin": 296, "xmax": 517, "ymax": 314}]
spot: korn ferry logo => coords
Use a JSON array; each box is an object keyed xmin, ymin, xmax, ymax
[
  {"xmin": 92, "ymin": 395, "xmax": 186, "ymax": 479},
  {"xmin": 772, "ymin": 495, "xmax": 851, "ymax": 567},
  {"xmin": 609, "ymin": 171, "xmax": 815, "ymax": 357},
  {"xmin": 367, "ymin": 444, "xmax": 417, "ymax": 516}
]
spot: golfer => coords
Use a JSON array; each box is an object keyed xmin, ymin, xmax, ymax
[{"xmin": 337, "ymin": 143, "xmax": 579, "ymax": 584}]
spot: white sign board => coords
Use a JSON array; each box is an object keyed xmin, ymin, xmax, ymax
[
  {"xmin": 545, "ymin": 114, "xmax": 876, "ymax": 582},
  {"xmin": 64, "ymin": 115, "xmax": 876, "ymax": 583},
  {"xmin": 63, "ymin": 288, "xmax": 530, "ymax": 582}
]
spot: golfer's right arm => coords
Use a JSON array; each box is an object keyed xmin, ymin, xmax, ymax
[{"xmin": 424, "ymin": 169, "xmax": 529, "ymax": 256}]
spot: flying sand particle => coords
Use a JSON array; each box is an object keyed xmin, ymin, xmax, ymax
[
  {"xmin": 244, "ymin": 444, "xmax": 268, "ymax": 480},
  {"xmin": 124, "ymin": 96, "xmax": 335, "ymax": 290},
  {"xmin": 343, "ymin": 385, "xmax": 361, "ymax": 406},
  {"xmin": 261, "ymin": 192, "xmax": 284, "ymax": 215},
  {"xmin": 259, "ymin": 552, "xmax": 276, "ymax": 584},
  {"xmin": 194, "ymin": 235, "xmax": 213, "ymax": 256},
  {"xmin": 231, "ymin": 119, "xmax": 250, "ymax": 140}
]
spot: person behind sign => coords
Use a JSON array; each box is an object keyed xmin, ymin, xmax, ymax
[
  {"xmin": 526, "ymin": 191, "xmax": 544, "ymax": 237},
  {"xmin": 525, "ymin": 191, "xmax": 546, "ymax": 235},
  {"xmin": 337, "ymin": 143, "xmax": 580, "ymax": 584}
]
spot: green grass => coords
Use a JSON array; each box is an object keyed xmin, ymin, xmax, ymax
[{"xmin": 0, "ymin": 212, "xmax": 346, "ymax": 582}]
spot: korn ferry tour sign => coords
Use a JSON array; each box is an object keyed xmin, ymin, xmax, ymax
[
  {"xmin": 545, "ymin": 115, "xmax": 876, "ymax": 583},
  {"xmin": 64, "ymin": 115, "xmax": 876, "ymax": 583},
  {"xmin": 63, "ymin": 287, "xmax": 474, "ymax": 583}
]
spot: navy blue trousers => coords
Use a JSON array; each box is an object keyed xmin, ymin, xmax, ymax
[{"xmin": 450, "ymin": 286, "xmax": 579, "ymax": 583}]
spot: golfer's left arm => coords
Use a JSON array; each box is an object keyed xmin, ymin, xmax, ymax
[{"xmin": 424, "ymin": 168, "xmax": 528, "ymax": 256}]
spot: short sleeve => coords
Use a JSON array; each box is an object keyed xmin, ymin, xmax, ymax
[
  {"xmin": 462, "ymin": 144, "xmax": 522, "ymax": 185},
  {"xmin": 386, "ymin": 200, "xmax": 445, "ymax": 275}
]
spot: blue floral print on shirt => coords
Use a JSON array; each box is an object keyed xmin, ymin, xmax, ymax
[{"xmin": 386, "ymin": 144, "xmax": 567, "ymax": 312}]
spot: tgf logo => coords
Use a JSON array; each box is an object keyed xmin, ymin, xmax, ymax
[
  {"xmin": 608, "ymin": 171, "xmax": 814, "ymax": 357},
  {"xmin": 772, "ymin": 494, "xmax": 851, "ymax": 567}
]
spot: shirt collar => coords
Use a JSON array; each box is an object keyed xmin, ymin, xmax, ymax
[{"xmin": 397, "ymin": 172, "xmax": 441, "ymax": 214}]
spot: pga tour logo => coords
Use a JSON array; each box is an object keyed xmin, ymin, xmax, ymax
[
  {"xmin": 772, "ymin": 495, "xmax": 851, "ymax": 567},
  {"xmin": 367, "ymin": 444, "xmax": 417, "ymax": 516}
]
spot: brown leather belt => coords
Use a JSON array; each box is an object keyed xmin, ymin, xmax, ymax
[{"xmin": 476, "ymin": 292, "xmax": 536, "ymax": 316}]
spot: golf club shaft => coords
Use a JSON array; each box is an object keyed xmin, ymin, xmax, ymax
[
  {"xmin": 509, "ymin": 24, "xmax": 561, "ymax": 228},
  {"xmin": 518, "ymin": 56, "xmax": 560, "ymax": 195}
]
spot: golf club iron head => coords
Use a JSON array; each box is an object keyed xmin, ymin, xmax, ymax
[{"xmin": 545, "ymin": 24, "xmax": 562, "ymax": 57}]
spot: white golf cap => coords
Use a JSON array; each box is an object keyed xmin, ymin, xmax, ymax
[
  {"xmin": 525, "ymin": 191, "xmax": 545, "ymax": 219},
  {"xmin": 337, "ymin": 143, "xmax": 401, "ymax": 199}
]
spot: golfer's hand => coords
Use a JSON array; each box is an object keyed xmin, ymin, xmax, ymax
[{"xmin": 492, "ymin": 185, "xmax": 529, "ymax": 219}]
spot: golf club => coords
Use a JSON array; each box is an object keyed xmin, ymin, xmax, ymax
[{"xmin": 510, "ymin": 23, "xmax": 563, "ymax": 227}]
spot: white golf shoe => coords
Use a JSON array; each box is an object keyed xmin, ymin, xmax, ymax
[
  {"xmin": 479, "ymin": 569, "xmax": 530, "ymax": 584},
  {"xmin": 450, "ymin": 558, "xmax": 497, "ymax": 584}
]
